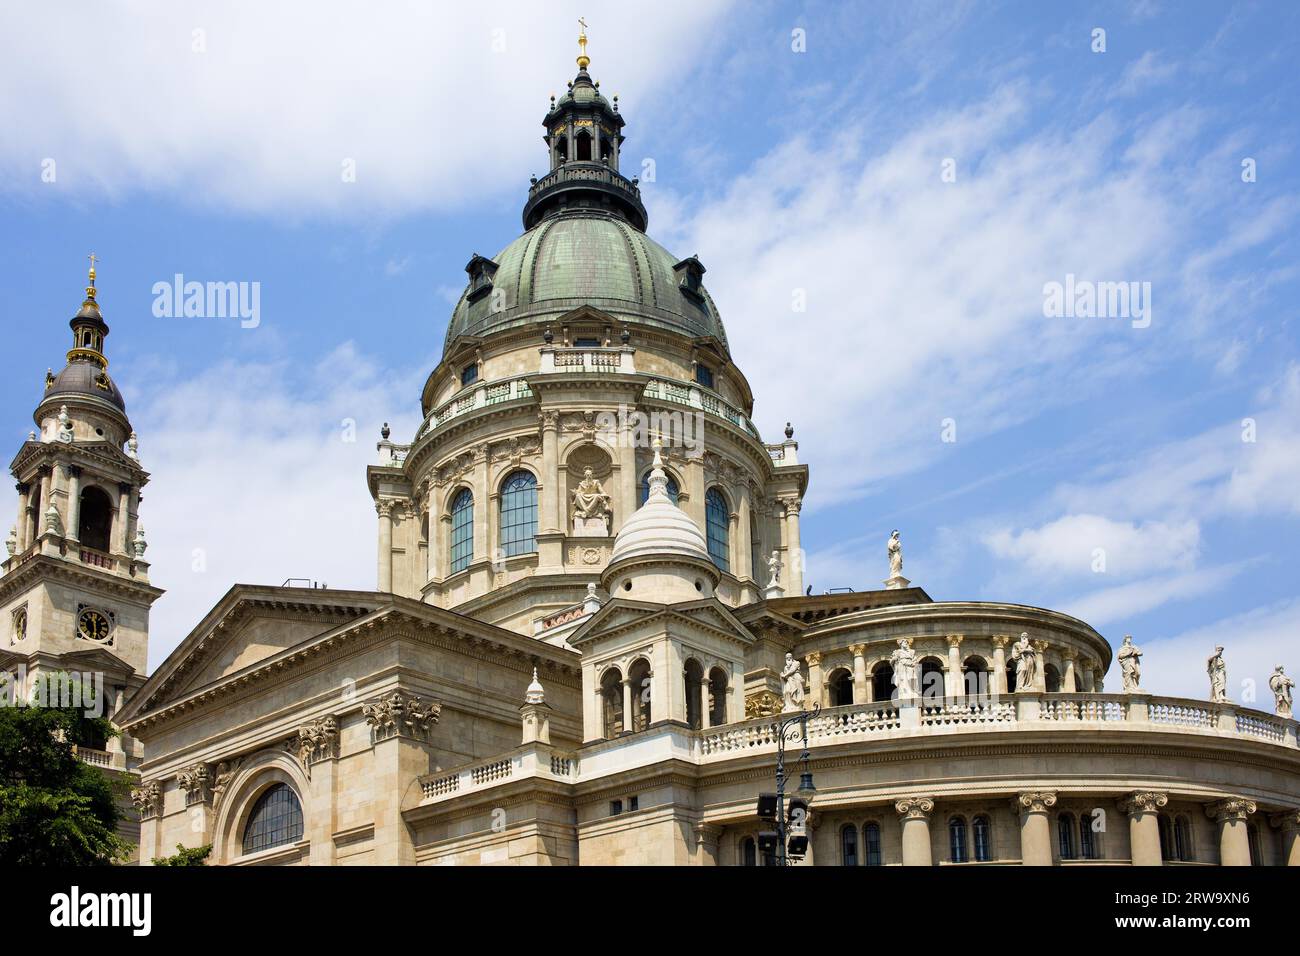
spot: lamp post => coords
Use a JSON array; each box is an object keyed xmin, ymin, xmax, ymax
[{"xmin": 758, "ymin": 704, "xmax": 819, "ymax": 866}]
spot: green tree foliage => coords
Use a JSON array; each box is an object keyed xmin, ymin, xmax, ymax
[
  {"xmin": 0, "ymin": 673, "xmax": 130, "ymax": 865},
  {"xmin": 152, "ymin": 843, "xmax": 212, "ymax": 866}
]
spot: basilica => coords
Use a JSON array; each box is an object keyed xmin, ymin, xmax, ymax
[{"xmin": 4, "ymin": 35, "xmax": 1299, "ymax": 867}]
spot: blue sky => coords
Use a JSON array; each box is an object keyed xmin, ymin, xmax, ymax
[{"xmin": 1, "ymin": 1, "xmax": 1297, "ymax": 697}]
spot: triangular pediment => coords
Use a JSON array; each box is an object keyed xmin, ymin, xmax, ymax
[
  {"xmin": 569, "ymin": 597, "xmax": 755, "ymax": 650},
  {"xmin": 118, "ymin": 585, "xmax": 383, "ymax": 722}
]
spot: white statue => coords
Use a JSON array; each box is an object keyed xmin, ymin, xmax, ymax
[
  {"xmin": 1117, "ymin": 634, "xmax": 1142, "ymax": 692},
  {"xmin": 43, "ymin": 503, "xmax": 64, "ymax": 538},
  {"xmin": 133, "ymin": 525, "xmax": 148, "ymax": 559},
  {"xmin": 1207, "ymin": 646, "xmax": 1228, "ymax": 703},
  {"xmin": 766, "ymin": 550, "xmax": 783, "ymax": 588},
  {"xmin": 780, "ymin": 653, "xmax": 805, "ymax": 712},
  {"xmin": 890, "ymin": 638, "xmax": 918, "ymax": 700},
  {"xmin": 1011, "ymin": 633, "xmax": 1038, "ymax": 692},
  {"xmin": 570, "ymin": 467, "xmax": 611, "ymax": 531},
  {"xmin": 888, "ymin": 529, "xmax": 903, "ymax": 578},
  {"xmin": 56, "ymin": 405, "xmax": 74, "ymax": 444},
  {"xmin": 4, "ymin": 526, "xmax": 15, "ymax": 557},
  {"xmin": 1270, "ymin": 665, "xmax": 1293, "ymax": 719}
]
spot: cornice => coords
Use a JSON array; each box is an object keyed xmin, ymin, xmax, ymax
[{"xmin": 0, "ymin": 553, "xmax": 164, "ymax": 605}]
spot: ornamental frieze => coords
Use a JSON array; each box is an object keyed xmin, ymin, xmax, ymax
[
  {"xmin": 744, "ymin": 691, "xmax": 781, "ymax": 720},
  {"xmin": 363, "ymin": 690, "xmax": 441, "ymax": 743}
]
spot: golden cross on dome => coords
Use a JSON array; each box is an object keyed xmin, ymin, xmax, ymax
[{"xmin": 577, "ymin": 17, "xmax": 590, "ymax": 69}]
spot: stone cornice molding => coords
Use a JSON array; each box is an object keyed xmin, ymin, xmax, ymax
[
  {"xmin": 1118, "ymin": 790, "xmax": 1168, "ymax": 815},
  {"xmin": 895, "ymin": 795, "xmax": 934, "ymax": 819},
  {"xmin": 0, "ymin": 552, "xmax": 164, "ymax": 606},
  {"xmin": 1206, "ymin": 796, "xmax": 1257, "ymax": 822}
]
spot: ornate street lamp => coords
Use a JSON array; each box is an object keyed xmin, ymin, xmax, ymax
[{"xmin": 756, "ymin": 705, "xmax": 820, "ymax": 866}]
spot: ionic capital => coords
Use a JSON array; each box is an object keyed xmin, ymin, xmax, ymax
[
  {"xmin": 1269, "ymin": 808, "xmax": 1300, "ymax": 831},
  {"xmin": 1206, "ymin": 797, "xmax": 1256, "ymax": 823},
  {"xmin": 895, "ymin": 796, "xmax": 934, "ymax": 820},
  {"xmin": 1119, "ymin": 790, "xmax": 1168, "ymax": 815},
  {"xmin": 1017, "ymin": 790, "xmax": 1058, "ymax": 814}
]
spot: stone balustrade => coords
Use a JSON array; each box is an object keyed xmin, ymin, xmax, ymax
[
  {"xmin": 417, "ymin": 744, "xmax": 578, "ymax": 805},
  {"xmin": 642, "ymin": 377, "xmax": 759, "ymax": 437},
  {"xmin": 539, "ymin": 345, "xmax": 636, "ymax": 374}
]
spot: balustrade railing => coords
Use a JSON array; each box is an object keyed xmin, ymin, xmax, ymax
[{"xmin": 641, "ymin": 377, "xmax": 760, "ymax": 437}]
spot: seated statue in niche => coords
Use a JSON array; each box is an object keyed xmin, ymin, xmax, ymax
[{"xmin": 571, "ymin": 467, "xmax": 612, "ymax": 536}]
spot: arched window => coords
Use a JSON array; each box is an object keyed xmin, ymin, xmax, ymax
[
  {"xmin": 742, "ymin": 836, "xmax": 757, "ymax": 867},
  {"xmin": 554, "ymin": 135, "xmax": 568, "ymax": 164},
  {"xmin": 1158, "ymin": 815, "xmax": 1174, "ymax": 861},
  {"xmin": 449, "ymin": 489, "xmax": 474, "ymax": 574},
  {"xmin": 707, "ymin": 667, "xmax": 728, "ymax": 727},
  {"xmin": 1174, "ymin": 815, "xmax": 1194, "ymax": 862},
  {"xmin": 639, "ymin": 471, "xmax": 680, "ymax": 506},
  {"xmin": 840, "ymin": 825, "xmax": 858, "ymax": 866},
  {"xmin": 972, "ymin": 815, "xmax": 992, "ymax": 862},
  {"xmin": 705, "ymin": 488, "xmax": 730, "ymax": 572},
  {"xmin": 499, "ymin": 471, "xmax": 538, "ymax": 557},
  {"xmin": 241, "ymin": 783, "xmax": 303, "ymax": 855},
  {"xmin": 1080, "ymin": 812, "xmax": 1099, "ymax": 860},
  {"xmin": 627, "ymin": 658, "xmax": 652, "ymax": 732},
  {"xmin": 828, "ymin": 668, "xmax": 854, "ymax": 707},
  {"xmin": 1044, "ymin": 664, "xmax": 1062, "ymax": 693},
  {"xmin": 78, "ymin": 486, "xmax": 113, "ymax": 553},
  {"xmin": 575, "ymin": 130, "xmax": 592, "ymax": 161},
  {"xmin": 600, "ymin": 668, "xmax": 624, "ymax": 739},
  {"xmin": 1057, "ymin": 813, "xmax": 1077, "ymax": 860},
  {"xmin": 872, "ymin": 663, "xmax": 895, "ymax": 703},
  {"xmin": 1006, "ymin": 660, "xmax": 1019, "ymax": 694},
  {"xmin": 750, "ymin": 512, "xmax": 762, "ymax": 582},
  {"xmin": 863, "ymin": 822, "xmax": 883, "ymax": 866},
  {"xmin": 684, "ymin": 659, "xmax": 704, "ymax": 731},
  {"xmin": 963, "ymin": 656, "xmax": 991, "ymax": 698},
  {"xmin": 920, "ymin": 658, "xmax": 945, "ymax": 703},
  {"xmin": 949, "ymin": 816, "xmax": 968, "ymax": 863}
]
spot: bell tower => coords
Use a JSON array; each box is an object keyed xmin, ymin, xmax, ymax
[{"xmin": 0, "ymin": 258, "xmax": 163, "ymax": 763}]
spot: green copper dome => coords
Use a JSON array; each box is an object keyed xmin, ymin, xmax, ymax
[{"xmin": 442, "ymin": 210, "xmax": 729, "ymax": 353}]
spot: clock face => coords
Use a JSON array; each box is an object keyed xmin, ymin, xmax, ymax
[
  {"xmin": 77, "ymin": 609, "xmax": 111, "ymax": 642},
  {"xmin": 12, "ymin": 609, "xmax": 26, "ymax": 642}
]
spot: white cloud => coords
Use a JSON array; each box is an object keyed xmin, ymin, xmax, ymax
[
  {"xmin": 1140, "ymin": 597, "xmax": 1300, "ymax": 701},
  {"xmin": 0, "ymin": 1, "xmax": 736, "ymax": 216},
  {"xmin": 1109, "ymin": 51, "xmax": 1179, "ymax": 99},
  {"xmin": 984, "ymin": 514, "xmax": 1201, "ymax": 580},
  {"xmin": 118, "ymin": 343, "xmax": 428, "ymax": 669},
  {"xmin": 1060, "ymin": 561, "xmax": 1249, "ymax": 629}
]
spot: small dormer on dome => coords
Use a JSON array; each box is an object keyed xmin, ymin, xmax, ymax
[{"xmin": 603, "ymin": 440, "xmax": 719, "ymax": 601}]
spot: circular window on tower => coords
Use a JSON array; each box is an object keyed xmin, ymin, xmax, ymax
[
  {"xmin": 11, "ymin": 607, "xmax": 27, "ymax": 643},
  {"xmin": 76, "ymin": 607, "xmax": 114, "ymax": 643}
]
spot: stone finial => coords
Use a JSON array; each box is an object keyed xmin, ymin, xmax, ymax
[
  {"xmin": 56, "ymin": 406, "xmax": 74, "ymax": 444},
  {"xmin": 583, "ymin": 582, "xmax": 601, "ymax": 614},
  {"xmin": 126, "ymin": 431, "xmax": 140, "ymax": 460},
  {"xmin": 4, "ymin": 526, "xmax": 16, "ymax": 557},
  {"xmin": 133, "ymin": 525, "xmax": 148, "ymax": 559},
  {"xmin": 525, "ymin": 667, "xmax": 546, "ymax": 705},
  {"xmin": 380, "ymin": 422, "xmax": 391, "ymax": 440},
  {"xmin": 43, "ymin": 503, "xmax": 64, "ymax": 538},
  {"xmin": 784, "ymin": 422, "xmax": 794, "ymax": 440}
]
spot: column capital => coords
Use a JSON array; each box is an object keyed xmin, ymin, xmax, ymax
[
  {"xmin": 376, "ymin": 499, "xmax": 396, "ymax": 518},
  {"xmin": 65, "ymin": 464, "xmax": 82, "ymax": 479},
  {"xmin": 781, "ymin": 497, "xmax": 802, "ymax": 515},
  {"xmin": 895, "ymin": 796, "xmax": 934, "ymax": 820},
  {"xmin": 1017, "ymin": 790, "xmax": 1058, "ymax": 814},
  {"xmin": 1032, "ymin": 639, "xmax": 1049, "ymax": 653},
  {"xmin": 848, "ymin": 643, "xmax": 866, "ymax": 657},
  {"xmin": 1059, "ymin": 646, "xmax": 1078, "ymax": 661},
  {"xmin": 991, "ymin": 634, "xmax": 1010, "ymax": 648},
  {"xmin": 1206, "ymin": 797, "xmax": 1257, "ymax": 823},
  {"xmin": 806, "ymin": 651, "xmax": 822, "ymax": 666},
  {"xmin": 1269, "ymin": 808, "xmax": 1300, "ymax": 831},
  {"xmin": 1119, "ymin": 790, "xmax": 1168, "ymax": 815},
  {"xmin": 946, "ymin": 634, "xmax": 964, "ymax": 648}
]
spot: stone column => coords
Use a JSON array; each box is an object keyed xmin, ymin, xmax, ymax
[
  {"xmin": 947, "ymin": 635, "xmax": 964, "ymax": 703},
  {"xmin": 423, "ymin": 502, "xmax": 436, "ymax": 583},
  {"xmin": 540, "ymin": 411, "xmax": 559, "ymax": 531},
  {"xmin": 850, "ymin": 644, "xmax": 868, "ymax": 705},
  {"xmin": 991, "ymin": 636, "xmax": 1009, "ymax": 697},
  {"xmin": 1062, "ymin": 649, "xmax": 1077, "ymax": 693},
  {"xmin": 15, "ymin": 483, "xmax": 29, "ymax": 551},
  {"xmin": 697, "ymin": 675, "xmax": 710, "ymax": 730},
  {"xmin": 895, "ymin": 797, "xmax": 934, "ymax": 866},
  {"xmin": 806, "ymin": 652, "xmax": 823, "ymax": 709},
  {"xmin": 1120, "ymin": 791, "xmax": 1168, "ymax": 866},
  {"xmin": 116, "ymin": 482, "xmax": 132, "ymax": 554},
  {"xmin": 1270, "ymin": 810, "xmax": 1300, "ymax": 866},
  {"xmin": 783, "ymin": 498, "xmax": 804, "ymax": 596},
  {"xmin": 727, "ymin": 509, "xmax": 740, "ymax": 576},
  {"xmin": 473, "ymin": 446, "xmax": 490, "ymax": 565},
  {"xmin": 64, "ymin": 466, "xmax": 82, "ymax": 543},
  {"xmin": 621, "ymin": 678, "xmax": 633, "ymax": 734},
  {"xmin": 1207, "ymin": 797, "xmax": 1257, "ymax": 866},
  {"xmin": 1017, "ymin": 791, "xmax": 1057, "ymax": 865},
  {"xmin": 1033, "ymin": 640, "xmax": 1049, "ymax": 692},
  {"xmin": 376, "ymin": 501, "xmax": 394, "ymax": 592},
  {"xmin": 736, "ymin": 484, "xmax": 753, "ymax": 580}
]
